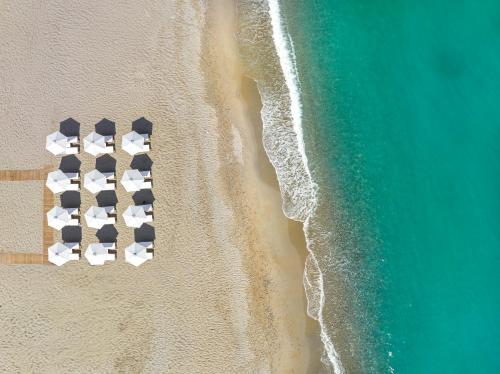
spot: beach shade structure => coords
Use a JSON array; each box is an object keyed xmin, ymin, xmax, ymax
[
  {"xmin": 84, "ymin": 169, "xmax": 116, "ymax": 194},
  {"xmin": 84, "ymin": 206, "xmax": 116, "ymax": 229},
  {"xmin": 122, "ymin": 204, "xmax": 153, "ymax": 228},
  {"xmin": 85, "ymin": 243, "xmax": 116, "ymax": 266},
  {"xmin": 48, "ymin": 242, "xmax": 80, "ymax": 266},
  {"xmin": 120, "ymin": 169, "xmax": 152, "ymax": 192},
  {"xmin": 47, "ymin": 206, "xmax": 80, "ymax": 231},
  {"xmin": 46, "ymin": 131, "xmax": 79, "ymax": 156},
  {"xmin": 46, "ymin": 169, "xmax": 80, "ymax": 194},
  {"xmin": 121, "ymin": 131, "xmax": 151, "ymax": 155},
  {"xmin": 83, "ymin": 131, "xmax": 114, "ymax": 156},
  {"xmin": 124, "ymin": 242, "xmax": 154, "ymax": 267}
]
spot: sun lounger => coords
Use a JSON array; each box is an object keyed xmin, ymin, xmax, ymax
[
  {"xmin": 101, "ymin": 242, "xmax": 117, "ymax": 260},
  {"xmin": 67, "ymin": 207, "xmax": 80, "ymax": 226},
  {"xmin": 139, "ymin": 170, "xmax": 152, "ymax": 189},
  {"xmin": 141, "ymin": 134, "xmax": 151, "ymax": 152},
  {"xmin": 103, "ymin": 206, "xmax": 117, "ymax": 225},
  {"xmin": 103, "ymin": 135, "xmax": 115, "ymax": 154},
  {"xmin": 64, "ymin": 242, "xmax": 81, "ymax": 260},
  {"xmin": 102, "ymin": 172, "xmax": 116, "ymax": 191},
  {"xmin": 66, "ymin": 136, "xmax": 80, "ymax": 154}
]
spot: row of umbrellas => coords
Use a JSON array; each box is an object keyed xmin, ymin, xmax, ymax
[
  {"xmin": 47, "ymin": 204, "xmax": 153, "ymax": 230},
  {"xmin": 46, "ymin": 126, "xmax": 155, "ymax": 268},
  {"xmin": 46, "ymin": 130, "xmax": 151, "ymax": 156},
  {"xmin": 48, "ymin": 241, "xmax": 154, "ymax": 267},
  {"xmin": 46, "ymin": 169, "xmax": 152, "ymax": 194}
]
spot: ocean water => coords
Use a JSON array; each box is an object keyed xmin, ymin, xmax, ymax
[{"xmin": 274, "ymin": 1, "xmax": 500, "ymax": 373}]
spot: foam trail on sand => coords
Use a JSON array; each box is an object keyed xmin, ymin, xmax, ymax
[{"xmin": 266, "ymin": 0, "xmax": 345, "ymax": 372}]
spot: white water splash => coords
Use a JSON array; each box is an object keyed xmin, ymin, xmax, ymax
[{"xmin": 266, "ymin": 0, "xmax": 345, "ymax": 373}]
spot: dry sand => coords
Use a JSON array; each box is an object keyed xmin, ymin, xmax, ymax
[
  {"xmin": 0, "ymin": 1, "xmax": 319, "ymax": 372},
  {"xmin": 0, "ymin": 181, "xmax": 44, "ymax": 253}
]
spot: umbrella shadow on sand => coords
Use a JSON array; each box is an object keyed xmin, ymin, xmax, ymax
[
  {"xmin": 96, "ymin": 191, "xmax": 118, "ymax": 207},
  {"xmin": 132, "ymin": 117, "xmax": 153, "ymax": 135},
  {"xmin": 62, "ymin": 226, "xmax": 82, "ymax": 243},
  {"xmin": 96, "ymin": 224, "xmax": 118, "ymax": 243},
  {"xmin": 130, "ymin": 154, "xmax": 153, "ymax": 171},
  {"xmin": 60, "ymin": 191, "xmax": 81, "ymax": 208},
  {"xmin": 95, "ymin": 154, "xmax": 116, "ymax": 173},
  {"xmin": 95, "ymin": 118, "xmax": 116, "ymax": 136},
  {"xmin": 134, "ymin": 224, "xmax": 155, "ymax": 242},
  {"xmin": 132, "ymin": 190, "xmax": 155, "ymax": 205},
  {"xmin": 59, "ymin": 155, "xmax": 81, "ymax": 173},
  {"xmin": 59, "ymin": 118, "xmax": 80, "ymax": 137}
]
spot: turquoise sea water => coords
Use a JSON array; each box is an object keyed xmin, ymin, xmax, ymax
[{"xmin": 280, "ymin": 1, "xmax": 500, "ymax": 372}]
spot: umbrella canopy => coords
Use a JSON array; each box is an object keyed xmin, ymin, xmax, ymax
[
  {"xmin": 85, "ymin": 243, "xmax": 113, "ymax": 266},
  {"xmin": 46, "ymin": 131, "xmax": 69, "ymax": 156},
  {"xmin": 84, "ymin": 206, "xmax": 109, "ymax": 229},
  {"xmin": 124, "ymin": 242, "xmax": 152, "ymax": 267},
  {"xmin": 46, "ymin": 170, "xmax": 71, "ymax": 193},
  {"xmin": 122, "ymin": 205, "xmax": 148, "ymax": 228},
  {"xmin": 83, "ymin": 132, "xmax": 107, "ymax": 156},
  {"xmin": 47, "ymin": 206, "xmax": 71, "ymax": 230},
  {"xmin": 48, "ymin": 242, "xmax": 77, "ymax": 266},
  {"xmin": 84, "ymin": 169, "xmax": 107, "ymax": 194},
  {"xmin": 121, "ymin": 169, "xmax": 145, "ymax": 192},
  {"xmin": 122, "ymin": 131, "xmax": 146, "ymax": 155}
]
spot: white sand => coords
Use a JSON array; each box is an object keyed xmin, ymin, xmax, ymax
[
  {"xmin": 0, "ymin": 181, "xmax": 44, "ymax": 253},
  {"xmin": 0, "ymin": 1, "xmax": 317, "ymax": 372}
]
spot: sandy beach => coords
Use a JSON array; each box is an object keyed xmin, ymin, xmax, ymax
[{"xmin": 0, "ymin": 1, "xmax": 319, "ymax": 372}]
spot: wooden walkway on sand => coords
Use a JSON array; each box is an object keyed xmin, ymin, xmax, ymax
[
  {"xmin": 0, "ymin": 166, "xmax": 52, "ymax": 181},
  {"xmin": 0, "ymin": 252, "xmax": 50, "ymax": 265},
  {"xmin": 0, "ymin": 164, "xmax": 54, "ymax": 265},
  {"xmin": 42, "ymin": 186, "xmax": 54, "ymax": 252}
]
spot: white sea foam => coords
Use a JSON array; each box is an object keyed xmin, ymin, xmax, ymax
[
  {"xmin": 266, "ymin": 0, "xmax": 345, "ymax": 373},
  {"xmin": 267, "ymin": 0, "xmax": 309, "ymax": 177}
]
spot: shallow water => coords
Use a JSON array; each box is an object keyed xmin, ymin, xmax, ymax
[{"xmin": 279, "ymin": 1, "xmax": 500, "ymax": 372}]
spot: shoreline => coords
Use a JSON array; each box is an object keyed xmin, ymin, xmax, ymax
[
  {"xmin": 202, "ymin": 1, "xmax": 323, "ymax": 372},
  {"xmin": 0, "ymin": 0, "xmax": 320, "ymax": 372}
]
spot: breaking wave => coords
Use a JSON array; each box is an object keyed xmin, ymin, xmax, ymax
[{"xmin": 264, "ymin": 1, "xmax": 345, "ymax": 373}]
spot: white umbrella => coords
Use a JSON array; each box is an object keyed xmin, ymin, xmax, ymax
[
  {"xmin": 84, "ymin": 169, "xmax": 107, "ymax": 194},
  {"xmin": 84, "ymin": 132, "xmax": 107, "ymax": 156},
  {"xmin": 47, "ymin": 206, "xmax": 71, "ymax": 231},
  {"xmin": 46, "ymin": 170, "xmax": 71, "ymax": 193},
  {"xmin": 122, "ymin": 205, "xmax": 148, "ymax": 228},
  {"xmin": 46, "ymin": 131, "xmax": 69, "ymax": 156},
  {"xmin": 124, "ymin": 242, "xmax": 152, "ymax": 267},
  {"xmin": 122, "ymin": 131, "xmax": 146, "ymax": 155},
  {"xmin": 121, "ymin": 169, "xmax": 145, "ymax": 192},
  {"xmin": 85, "ymin": 243, "xmax": 113, "ymax": 266},
  {"xmin": 48, "ymin": 242, "xmax": 78, "ymax": 266},
  {"xmin": 84, "ymin": 206, "xmax": 109, "ymax": 229}
]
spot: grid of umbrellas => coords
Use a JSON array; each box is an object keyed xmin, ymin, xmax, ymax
[{"xmin": 45, "ymin": 123, "xmax": 154, "ymax": 267}]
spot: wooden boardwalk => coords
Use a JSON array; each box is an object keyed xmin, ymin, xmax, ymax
[
  {"xmin": 0, "ymin": 164, "xmax": 54, "ymax": 265},
  {"xmin": 0, "ymin": 252, "xmax": 50, "ymax": 265},
  {"xmin": 0, "ymin": 165, "xmax": 52, "ymax": 181},
  {"xmin": 42, "ymin": 186, "xmax": 54, "ymax": 253}
]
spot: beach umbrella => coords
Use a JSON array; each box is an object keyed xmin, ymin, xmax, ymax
[
  {"xmin": 47, "ymin": 206, "xmax": 71, "ymax": 231},
  {"xmin": 46, "ymin": 131, "xmax": 69, "ymax": 156},
  {"xmin": 124, "ymin": 242, "xmax": 152, "ymax": 267},
  {"xmin": 84, "ymin": 169, "xmax": 107, "ymax": 194},
  {"xmin": 83, "ymin": 132, "xmax": 107, "ymax": 156},
  {"xmin": 46, "ymin": 170, "xmax": 72, "ymax": 193},
  {"xmin": 85, "ymin": 243, "xmax": 113, "ymax": 266},
  {"xmin": 121, "ymin": 169, "xmax": 145, "ymax": 192},
  {"xmin": 122, "ymin": 205, "xmax": 148, "ymax": 228},
  {"xmin": 84, "ymin": 206, "xmax": 109, "ymax": 229},
  {"xmin": 48, "ymin": 242, "xmax": 78, "ymax": 266},
  {"xmin": 122, "ymin": 131, "xmax": 146, "ymax": 155}
]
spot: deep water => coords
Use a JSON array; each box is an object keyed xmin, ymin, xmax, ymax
[{"xmin": 281, "ymin": 1, "xmax": 500, "ymax": 372}]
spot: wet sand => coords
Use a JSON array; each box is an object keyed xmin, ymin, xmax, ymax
[{"xmin": 0, "ymin": 1, "xmax": 318, "ymax": 372}]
